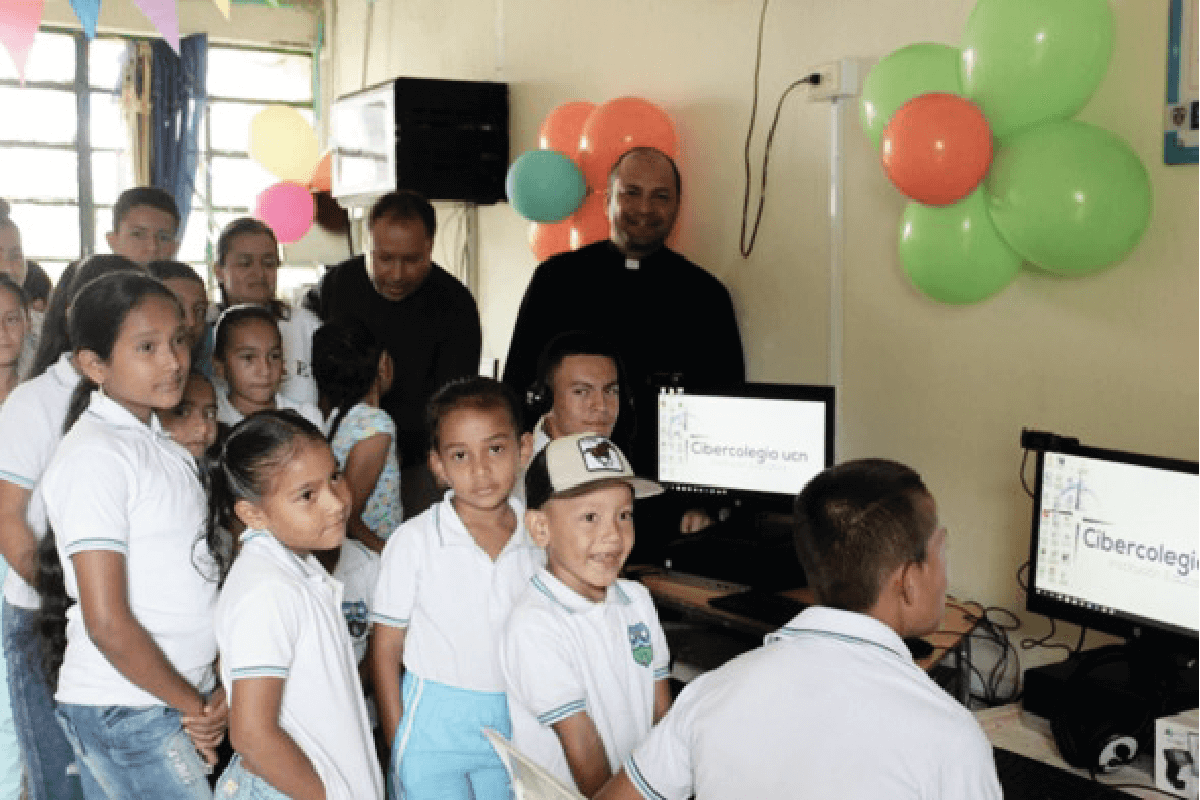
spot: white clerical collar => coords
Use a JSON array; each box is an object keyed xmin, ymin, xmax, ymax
[{"xmin": 625, "ymin": 258, "xmax": 639, "ymax": 270}]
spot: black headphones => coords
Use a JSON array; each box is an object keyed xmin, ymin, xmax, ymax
[
  {"xmin": 525, "ymin": 331, "xmax": 635, "ymax": 430},
  {"xmin": 1051, "ymin": 645, "xmax": 1152, "ymax": 774}
]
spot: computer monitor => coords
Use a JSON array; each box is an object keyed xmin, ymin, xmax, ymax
[
  {"xmin": 655, "ymin": 382, "xmax": 835, "ymax": 515},
  {"xmin": 1026, "ymin": 437, "xmax": 1199, "ymax": 650}
]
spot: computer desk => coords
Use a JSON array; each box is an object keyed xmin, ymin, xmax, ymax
[
  {"xmin": 635, "ymin": 567, "xmax": 983, "ymax": 703},
  {"xmin": 977, "ymin": 704, "xmax": 1161, "ymax": 798}
]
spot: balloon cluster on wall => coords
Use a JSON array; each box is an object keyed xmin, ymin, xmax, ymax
[
  {"xmin": 860, "ymin": 0, "xmax": 1152, "ymax": 304},
  {"xmin": 247, "ymin": 106, "xmax": 333, "ymax": 244},
  {"xmin": 506, "ymin": 97, "xmax": 679, "ymax": 261}
]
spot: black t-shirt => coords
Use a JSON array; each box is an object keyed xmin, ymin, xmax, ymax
[{"xmin": 311, "ymin": 256, "xmax": 482, "ymax": 465}]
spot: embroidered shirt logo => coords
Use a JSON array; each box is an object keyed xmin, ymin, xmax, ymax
[
  {"xmin": 342, "ymin": 599, "xmax": 369, "ymax": 639},
  {"xmin": 578, "ymin": 436, "xmax": 624, "ymax": 473},
  {"xmin": 628, "ymin": 622, "xmax": 653, "ymax": 667}
]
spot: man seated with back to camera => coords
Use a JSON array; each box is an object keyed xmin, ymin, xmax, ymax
[{"xmin": 597, "ymin": 458, "xmax": 1003, "ymax": 800}]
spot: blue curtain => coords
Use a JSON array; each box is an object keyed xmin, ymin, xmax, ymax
[{"xmin": 150, "ymin": 34, "xmax": 207, "ymax": 238}]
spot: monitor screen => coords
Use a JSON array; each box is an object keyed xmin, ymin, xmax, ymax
[
  {"xmin": 1027, "ymin": 442, "xmax": 1199, "ymax": 644},
  {"xmin": 656, "ymin": 383, "xmax": 834, "ymax": 512}
]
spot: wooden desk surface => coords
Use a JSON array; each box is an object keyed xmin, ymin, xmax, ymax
[{"xmin": 636, "ymin": 567, "xmax": 983, "ymax": 672}]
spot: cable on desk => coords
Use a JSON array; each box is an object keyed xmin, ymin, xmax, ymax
[
  {"xmin": 1103, "ymin": 784, "xmax": 1184, "ymax": 798},
  {"xmin": 1019, "ymin": 448, "xmax": 1035, "ymax": 499}
]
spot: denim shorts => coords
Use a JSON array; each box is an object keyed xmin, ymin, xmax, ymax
[
  {"xmin": 3, "ymin": 600, "xmax": 87, "ymax": 800},
  {"xmin": 214, "ymin": 755, "xmax": 290, "ymax": 800},
  {"xmin": 56, "ymin": 703, "xmax": 213, "ymax": 800}
]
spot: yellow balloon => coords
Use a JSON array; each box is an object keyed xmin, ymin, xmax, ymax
[{"xmin": 249, "ymin": 106, "xmax": 320, "ymax": 183}]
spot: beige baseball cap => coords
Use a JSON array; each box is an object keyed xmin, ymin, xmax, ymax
[{"xmin": 525, "ymin": 433, "xmax": 663, "ymax": 509}]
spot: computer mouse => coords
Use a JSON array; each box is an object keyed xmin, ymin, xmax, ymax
[{"xmin": 904, "ymin": 637, "xmax": 935, "ymax": 659}]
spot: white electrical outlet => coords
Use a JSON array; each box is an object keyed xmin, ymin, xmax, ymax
[{"xmin": 807, "ymin": 57, "xmax": 869, "ymax": 102}]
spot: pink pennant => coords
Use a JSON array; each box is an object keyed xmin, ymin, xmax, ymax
[
  {"xmin": 0, "ymin": 0, "xmax": 46, "ymax": 83},
  {"xmin": 132, "ymin": 0, "xmax": 179, "ymax": 53}
]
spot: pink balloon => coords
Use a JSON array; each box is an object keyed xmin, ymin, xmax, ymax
[
  {"xmin": 538, "ymin": 101, "xmax": 596, "ymax": 155},
  {"xmin": 577, "ymin": 97, "xmax": 679, "ymax": 190},
  {"xmin": 255, "ymin": 182, "xmax": 315, "ymax": 244}
]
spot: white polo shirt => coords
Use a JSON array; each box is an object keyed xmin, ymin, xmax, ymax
[
  {"xmin": 0, "ymin": 353, "xmax": 78, "ymax": 609},
  {"xmin": 42, "ymin": 392, "xmax": 219, "ymax": 707},
  {"xmin": 501, "ymin": 569, "xmax": 670, "ymax": 789},
  {"xmin": 277, "ymin": 305, "xmax": 320, "ymax": 406},
  {"xmin": 625, "ymin": 606, "xmax": 1002, "ymax": 800},
  {"xmin": 371, "ymin": 493, "xmax": 544, "ymax": 692},
  {"xmin": 331, "ymin": 538, "xmax": 380, "ymax": 664},
  {"xmin": 215, "ymin": 389, "xmax": 325, "ymax": 433},
  {"xmin": 216, "ymin": 530, "xmax": 384, "ymax": 800}
]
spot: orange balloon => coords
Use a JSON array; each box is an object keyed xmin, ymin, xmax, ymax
[
  {"xmin": 529, "ymin": 219, "xmax": 572, "ymax": 262},
  {"xmin": 881, "ymin": 93, "xmax": 993, "ymax": 206},
  {"xmin": 569, "ymin": 191, "xmax": 610, "ymax": 250},
  {"xmin": 538, "ymin": 101, "xmax": 596, "ymax": 154},
  {"xmin": 578, "ymin": 97, "xmax": 679, "ymax": 190},
  {"xmin": 307, "ymin": 150, "xmax": 333, "ymax": 193}
]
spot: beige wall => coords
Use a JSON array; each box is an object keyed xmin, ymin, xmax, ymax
[{"xmin": 328, "ymin": 0, "xmax": 1198, "ymax": 650}]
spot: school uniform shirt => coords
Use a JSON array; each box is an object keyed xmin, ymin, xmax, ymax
[
  {"xmin": 331, "ymin": 538, "xmax": 380, "ymax": 664},
  {"xmin": 624, "ymin": 606, "xmax": 1002, "ymax": 800},
  {"xmin": 500, "ymin": 568, "xmax": 670, "ymax": 789},
  {"xmin": 0, "ymin": 352, "xmax": 78, "ymax": 610},
  {"xmin": 216, "ymin": 529, "xmax": 383, "ymax": 800},
  {"xmin": 215, "ymin": 389, "xmax": 326, "ymax": 433},
  {"xmin": 276, "ymin": 305, "xmax": 320, "ymax": 406},
  {"xmin": 42, "ymin": 391, "xmax": 219, "ymax": 707},
  {"xmin": 371, "ymin": 492, "xmax": 545, "ymax": 692}
]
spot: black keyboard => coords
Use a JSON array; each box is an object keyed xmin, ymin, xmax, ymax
[
  {"xmin": 707, "ymin": 589, "xmax": 807, "ymax": 626},
  {"xmin": 994, "ymin": 746, "xmax": 1139, "ymax": 799}
]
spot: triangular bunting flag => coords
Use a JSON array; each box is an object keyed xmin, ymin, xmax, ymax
[
  {"xmin": 212, "ymin": 0, "xmax": 230, "ymax": 19},
  {"xmin": 132, "ymin": 0, "xmax": 179, "ymax": 53},
  {"xmin": 0, "ymin": 0, "xmax": 45, "ymax": 83},
  {"xmin": 69, "ymin": 0, "xmax": 100, "ymax": 39}
]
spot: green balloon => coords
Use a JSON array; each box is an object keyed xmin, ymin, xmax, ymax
[
  {"xmin": 986, "ymin": 121, "xmax": 1152, "ymax": 275},
  {"xmin": 961, "ymin": 0, "xmax": 1113, "ymax": 139},
  {"xmin": 898, "ymin": 188, "xmax": 1023, "ymax": 304},
  {"xmin": 859, "ymin": 43, "xmax": 964, "ymax": 150},
  {"xmin": 505, "ymin": 150, "xmax": 587, "ymax": 223}
]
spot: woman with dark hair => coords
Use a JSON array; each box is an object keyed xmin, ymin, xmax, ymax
[{"xmin": 210, "ymin": 218, "xmax": 320, "ymax": 406}]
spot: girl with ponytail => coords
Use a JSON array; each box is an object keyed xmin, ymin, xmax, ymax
[
  {"xmin": 312, "ymin": 317, "xmax": 400, "ymax": 553},
  {"xmin": 209, "ymin": 410, "xmax": 383, "ymax": 800},
  {"xmin": 0, "ymin": 254, "xmax": 139, "ymax": 800},
  {"xmin": 37, "ymin": 271, "xmax": 225, "ymax": 799}
]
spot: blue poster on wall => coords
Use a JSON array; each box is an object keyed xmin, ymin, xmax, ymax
[{"xmin": 1165, "ymin": 0, "xmax": 1198, "ymax": 164}]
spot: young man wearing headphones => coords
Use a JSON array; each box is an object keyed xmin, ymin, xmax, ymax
[{"xmin": 525, "ymin": 331, "xmax": 627, "ymax": 458}]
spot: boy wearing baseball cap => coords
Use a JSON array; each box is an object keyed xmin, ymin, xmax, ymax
[{"xmin": 500, "ymin": 433, "xmax": 672, "ymax": 797}]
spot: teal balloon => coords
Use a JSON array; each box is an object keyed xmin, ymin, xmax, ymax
[
  {"xmin": 505, "ymin": 150, "xmax": 586, "ymax": 223},
  {"xmin": 860, "ymin": 43, "xmax": 964, "ymax": 150},
  {"xmin": 898, "ymin": 188, "xmax": 1023, "ymax": 304},
  {"xmin": 961, "ymin": 0, "xmax": 1113, "ymax": 139},
  {"xmin": 986, "ymin": 121, "xmax": 1151, "ymax": 276}
]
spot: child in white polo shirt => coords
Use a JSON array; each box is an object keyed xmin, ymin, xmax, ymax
[
  {"xmin": 211, "ymin": 410, "xmax": 384, "ymax": 800},
  {"xmin": 597, "ymin": 459, "xmax": 1002, "ymax": 800},
  {"xmin": 501, "ymin": 433, "xmax": 672, "ymax": 797},
  {"xmin": 370, "ymin": 377, "xmax": 542, "ymax": 800}
]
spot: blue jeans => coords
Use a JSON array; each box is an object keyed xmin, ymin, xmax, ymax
[
  {"xmin": 391, "ymin": 672, "xmax": 512, "ymax": 800},
  {"xmin": 2, "ymin": 600, "xmax": 87, "ymax": 800},
  {"xmin": 56, "ymin": 703, "xmax": 213, "ymax": 800},
  {"xmin": 214, "ymin": 755, "xmax": 289, "ymax": 799}
]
